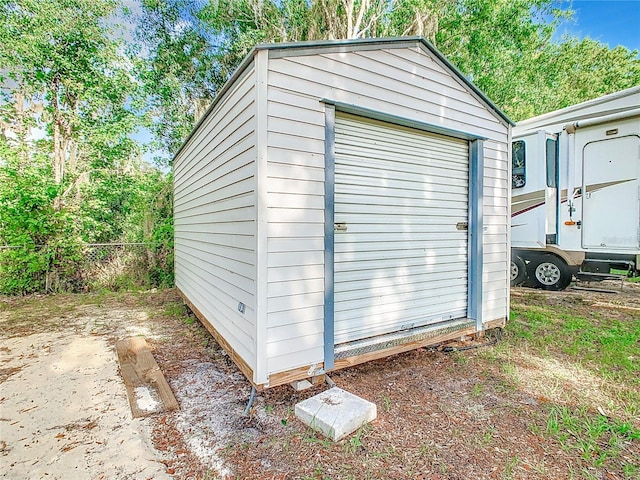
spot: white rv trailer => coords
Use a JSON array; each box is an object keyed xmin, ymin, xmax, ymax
[{"xmin": 510, "ymin": 86, "xmax": 640, "ymax": 290}]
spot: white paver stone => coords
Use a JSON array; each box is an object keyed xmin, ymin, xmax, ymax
[{"xmin": 295, "ymin": 387, "xmax": 377, "ymax": 441}]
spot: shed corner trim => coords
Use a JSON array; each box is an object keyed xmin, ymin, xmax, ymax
[
  {"xmin": 323, "ymin": 103, "xmax": 336, "ymax": 372},
  {"xmin": 468, "ymin": 139, "xmax": 484, "ymax": 331},
  {"xmin": 254, "ymin": 48, "xmax": 269, "ymax": 385}
]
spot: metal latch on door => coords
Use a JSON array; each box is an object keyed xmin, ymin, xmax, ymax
[{"xmin": 334, "ymin": 222, "xmax": 347, "ymax": 232}]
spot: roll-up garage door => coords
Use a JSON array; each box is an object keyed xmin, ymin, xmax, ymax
[{"xmin": 334, "ymin": 113, "xmax": 470, "ymax": 345}]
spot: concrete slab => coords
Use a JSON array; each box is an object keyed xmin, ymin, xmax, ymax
[{"xmin": 294, "ymin": 387, "xmax": 377, "ymax": 441}]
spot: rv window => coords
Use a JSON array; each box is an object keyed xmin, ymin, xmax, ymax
[
  {"xmin": 512, "ymin": 140, "xmax": 525, "ymax": 188},
  {"xmin": 546, "ymin": 138, "xmax": 558, "ymax": 188}
]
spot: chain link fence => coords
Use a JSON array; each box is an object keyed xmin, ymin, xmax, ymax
[{"xmin": 0, "ymin": 243, "xmax": 165, "ymax": 294}]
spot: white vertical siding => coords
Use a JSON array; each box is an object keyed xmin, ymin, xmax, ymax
[
  {"xmin": 174, "ymin": 64, "xmax": 258, "ymax": 372},
  {"xmin": 264, "ymin": 45, "xmax": 509, "ymax": 376}
]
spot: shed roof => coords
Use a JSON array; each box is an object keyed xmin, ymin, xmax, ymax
[{"xmin": 174, "ymin": 37, "xmax": 513, "ymax": 160}]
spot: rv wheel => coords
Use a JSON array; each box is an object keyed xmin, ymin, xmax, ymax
[
  {"xmin": 510, "ymin": 255, "xmax": 527, "ymax": 286},
  {"xmin": 527, "ymin": 254, "xmax": 572, "ymax": 291}
]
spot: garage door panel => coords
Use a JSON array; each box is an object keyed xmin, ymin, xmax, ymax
[
  {"xmin": 336, "ymin": 150, "xmax": 470, "ymax": 172},
  {"xmin": 335, "ymin": 301, "xmax": 468, "ymax": 340},
  {"xmin": 335, "ymin": 238, "xmax": 470, "ymax": 252},
  {"xmin": 334, "ymin": 113, "xmax": 469, "ymax": 345},
  {"xmin": 335, "ymin": 250, "xmax": 467, "ymax": 269},
  {"xmin": 338, "ymin": 126, "xmax": 470, "ymax": 156},
  {"xmin": 336, "ymin": 178, "xmax": 469, "ymax": 197},
  {"xmin": 335, "ymin": 292, "xmax": 468, "ymax": 319},
  {"xmin": 336, "ymin": 204, "xmax": 468, "ymax": 217},
  {"xmin": 335, "ymin": 189, "xmax": 469, "ymax": 204},
  {"xmin": 334, "ymin": 263, "xmax": 468, "ymax": 286},
  {"xmin": 334, "ymin": 216, "xmax": 467, "ymax": 230},
  {"xmin": 334, "ymin": 275, "xmax": 468, "ymax": 301},
  {"xmin": 335, "ymin": 281, "xmax": 468, "ymax": 310}
]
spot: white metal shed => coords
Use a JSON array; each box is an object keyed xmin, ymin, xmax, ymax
[{"xmin": 173, "ymin": 37, "xmax": 513, "ymax": 390}]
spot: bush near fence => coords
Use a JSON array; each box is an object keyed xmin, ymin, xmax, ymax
[{"xmin": 0, "ymin": 243, "xmax": 173, "ymax": 295}]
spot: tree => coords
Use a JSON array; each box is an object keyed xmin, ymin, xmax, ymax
[
  {"xmin": 0, "ymin": 139, "xmax": 83, "ymax": 293},
  {"xmin": 0, "ymin": 0, "xmax": 174, "ymax": 293},
  {"xmin": 533, "ymin": 38, "xmax": 640, "ymax": 114},
  {"xmin": 138, "ymin": 0, "xmax": 640, "ymax": 140},
  {"xmin": 135, "ymin": 0, "xmax": 224, "ymax": 161},
  {"xmin": 0, "ymin": 0, "xmax": 141, "ymax": 204}
]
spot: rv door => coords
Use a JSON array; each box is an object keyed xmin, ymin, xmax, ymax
[
  {"xmin": 581, "ymin": 135, "xmax": 640, "ymax": 250},
  {"xmin": 545, "ymin": 134, "xmax": 559, "ymax": 244}
]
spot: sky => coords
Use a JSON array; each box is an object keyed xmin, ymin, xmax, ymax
[{"xmin": 555, "ymin": 0, "xmax": 640, "ymax": 52}]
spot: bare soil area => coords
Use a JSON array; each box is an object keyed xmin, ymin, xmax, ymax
[{"xmin": 1, "ymin": 283, "xmax": 638, "ymax": 480}]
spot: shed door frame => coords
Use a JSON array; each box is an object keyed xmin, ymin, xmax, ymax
[{"xmin": 323, "ymin": 102, "xmax": 485, "ymax": 371}]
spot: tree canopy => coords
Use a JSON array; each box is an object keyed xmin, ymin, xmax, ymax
[
  {"xmin": 0, "ymin": 0, "xmax": 638, "ymax": 293},
  {"xmin": 137, "ymin": 0, "xmax": 640, "ymax": 152}
]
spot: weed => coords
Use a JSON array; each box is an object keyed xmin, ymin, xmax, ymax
[
  {"xmin": 546, "ymin": 405, "xmax": 640, "ymax": 469},
  {"xmin": 164, "ymin": 303, "xmax": 186, "ymax": 319},
  {"xmin": 382, "ymin": 395, "xmax": 391, "ymax": 412},
  {"xmin": 623, "ymin": 462, "xmax": 639, "ymax": 478},
  {"xmin": 483, "ymin": 425, "xmax": 496, "ymax": 444},
  {"xmin": 450, "ymin": 351, "xmax": 468, "ymax": 365},
  {"xmin": 528, "ymin": 422, "xmax": 542, "ymax": 437},
  {"xmin": 471, "ymin": 382, "xmax": 483, "ymax": 397},
  {"xmin": 280, "ymin": 406, "xmax": 294, "ymax": 426},
  {"xmin": 301, "ymin": 465, "xmax": 330, "ymax": 480},
  {"xmin": 344, "ymin": 425, "xmax": 366, "ymax": 454},
  {"xmin": 503, "ymin": 455, "xmax": 519, "ymax": 479},
  {"xmin": 418, "ymin": 441, "xmax": 436, "ymax": 457}
]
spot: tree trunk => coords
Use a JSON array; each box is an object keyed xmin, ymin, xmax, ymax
[
  {"xmin": 51, "ymin": 76, "xmax": 65, "ymax": 211},
  {"xmin": 52, "ymin": 78, "xmax": 64, "ymax": 186}
]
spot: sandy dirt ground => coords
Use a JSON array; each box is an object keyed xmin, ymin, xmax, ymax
[{"xmin": 0, "ymin": 296, "xmax": 173, "ymax": 480}]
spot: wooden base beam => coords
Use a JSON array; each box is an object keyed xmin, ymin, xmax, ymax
[
  {"xmin": 177, "ymin": 286, "xmax": 507, "ymax": 391},
  {"xmin": 268, "ymin": 317, "xmax": 507, "ymax": 388}
]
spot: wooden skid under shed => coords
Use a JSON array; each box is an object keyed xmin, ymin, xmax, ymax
[
  {"xmin": 116, "ymin": 337, "xmax": 179, "ymax": 418},
  {"xmin": 178, "ymin": 287, "xmax": 506, "ymax": 390}
]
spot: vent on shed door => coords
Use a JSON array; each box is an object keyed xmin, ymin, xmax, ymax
[{"xmin": 332, "ymin": 113, "xmax": 470, "ymax": 345}]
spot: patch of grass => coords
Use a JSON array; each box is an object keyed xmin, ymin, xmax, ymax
[
  {"xmin": 502, "ymin": 455, "xmax": 519, "ymax": 479},
  {"xmin": 301, "ymin": 465, "xmax": 331, "ymax": 480},
  {"xmin": 450, "ymin": 350, "xmax": 468, "ymax": 365},
  {"xmin": 343, "ymin": 424, "xmax": 369, "ymax": 454},
  {"xmin": 508, "ymin": 301, "xmax": 640, "ymax": 388},
  {"xmin": 164, "ymin": 302, "xmax": 186, "ymax": 318},
  {"xmin": 546, "ymin": 405, "xmax": 639, "ymax": 469},
  {"xmin": 611, "ymin": 269, "xmax": 640, "ymax": 283},
  {"xmin": 471, "ymin": 382, "xmax": 484, "ymax": 397}
]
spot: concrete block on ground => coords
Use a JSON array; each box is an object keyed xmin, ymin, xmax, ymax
[
  {"xmin": 294, "ymin": 387, "xmax": 377, "ymax": 441},
  {"xmin": 290, "ymin": 379, "xmax": 313, "ymax": 391}
]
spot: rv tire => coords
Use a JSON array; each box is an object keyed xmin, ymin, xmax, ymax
[
  {"xmin": 527, "ymin": 254, "xmax": 572, "ymax": 291},
  {"xmin": 510, "ymin": 255, "xmax": 527, "ymax": 286}
]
